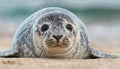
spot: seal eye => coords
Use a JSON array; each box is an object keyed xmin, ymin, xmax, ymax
[
  {"xmin": 41, "ymin": 24, "xmax": 49, "ymax": 32},
  {"xmin": 66, "ymin": 24, "xmax": 73, "ymax": 31}
]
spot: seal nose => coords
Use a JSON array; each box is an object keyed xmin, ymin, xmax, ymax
[{"xmin": 53, "ymin": 35, "xmax": 63, "ymax": 41}]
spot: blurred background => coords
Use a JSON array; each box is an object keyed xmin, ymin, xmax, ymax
[{"xmin": 0, "ymin": 0, "xmax": 120, "ymax": 53}]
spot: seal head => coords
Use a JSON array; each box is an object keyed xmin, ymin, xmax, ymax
[{"xmin": 33, "ymin": 12, "xmax": 78, "ymax": 56}]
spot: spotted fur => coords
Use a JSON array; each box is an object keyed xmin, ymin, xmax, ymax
[{"xmin": 0, "ymin": 7, "xmax": 120, "ymax": 58}]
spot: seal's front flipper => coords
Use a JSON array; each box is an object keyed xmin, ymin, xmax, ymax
[
  {"xmin": 89, "ymin": 48, "xmax": 120, "ymax": 59},
  {"xmin": 0, "ymin": 47, "xmax": 19, "ymax": 57}
]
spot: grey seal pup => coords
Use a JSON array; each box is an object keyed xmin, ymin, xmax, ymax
[{"xmin": 0, "ymin": 7, "xmax": 120, "ymax": 58}]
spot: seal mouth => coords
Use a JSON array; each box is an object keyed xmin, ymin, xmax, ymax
[
  {"xmin": 45, "ymin": 39, "xmax": 71, "ymax": 54},
  {"xmin": 53, "ymin": 45, "xmax": 66, "ymax": 48},
  {"xmin": 48, "ymin": 44, "xmax": 67, "ymax": 48},
  {"xmin": 45, "ymin": 37, "xmax": 70, "ymax": 49},
  {"xmin": 55, "ymin": 45, "xmax": 61, "ymax": 47}
]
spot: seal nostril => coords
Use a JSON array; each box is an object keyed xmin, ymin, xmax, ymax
[{"xmin": 53, "ymin": 35, "xmax": 63, "ymax": 41}]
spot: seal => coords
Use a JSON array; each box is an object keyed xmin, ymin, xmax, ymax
[{"xmin": 0, "ymin": 7, "xmax": 120, "ymax": 58}]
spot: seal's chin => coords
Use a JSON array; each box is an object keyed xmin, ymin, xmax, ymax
[
  {"xmin": 46, "ymin": 46, "xmax": 70, "ymax": 54},
  {"xmin": 45, "ymin": 44, "xmax": 70, "ymax": 54},
  {"xmin": 50, "ymin": 44, "xmax": 68, "ymax": 48}
]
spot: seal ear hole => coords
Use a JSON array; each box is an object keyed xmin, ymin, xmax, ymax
[
  {"xmin": 66, "ymin": 24, "xmax": 73, "ymax": 31},
  {"xmin": 41, "ymin": 24, "xmax": 49, "ymax": 32}
]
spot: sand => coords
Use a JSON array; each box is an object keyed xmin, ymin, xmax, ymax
[{"xmin": 0, "ymin": 58, "xmax": 120, "ymax": 69}]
